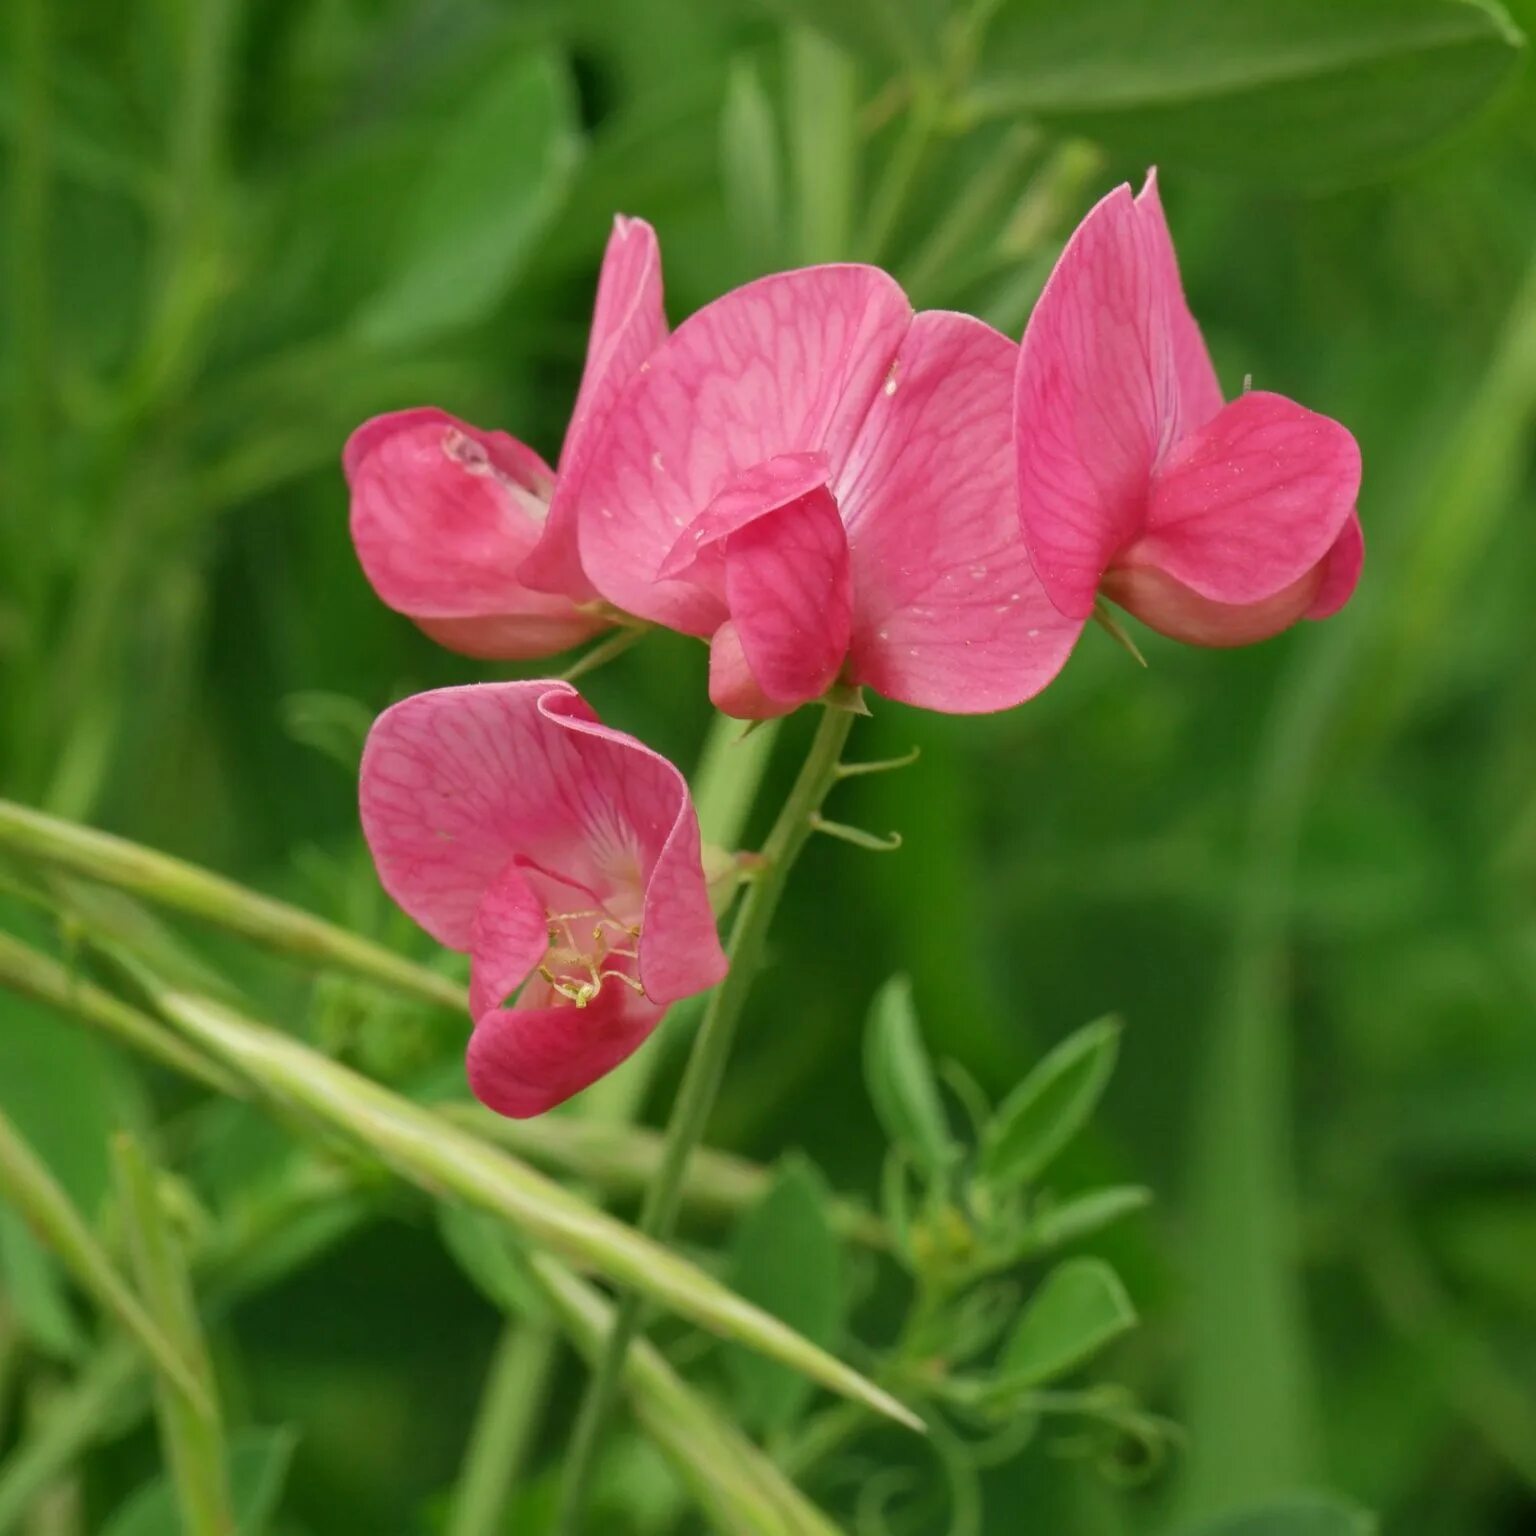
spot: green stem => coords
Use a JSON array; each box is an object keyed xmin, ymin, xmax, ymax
[
  {"xmin": 553, "ymin": 702, "xmax": 858, "ymax": 1535},
  {"xmin": 446, "ymin": 1324, "xmax": 559, "ymax": 1536}
]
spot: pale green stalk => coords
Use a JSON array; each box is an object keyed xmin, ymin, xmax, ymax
[
  {"xmin": 0, "ymin": 798, "xmax": 464, "ymax": 1010},
  {"xmin": 554, "ymin": 704, "xmax": 889, "ymax": 1535},
  {"xmin": 112, "ymin": 1137, "xmax": 233, "ymax": 1536},
  {"xmin": 0, "ymin": 1110, "xmax": 207, "ymax": 1415},
  {"xmin": 529, "ymin": 1253, "xmax": 844, "ymax": 1536},
  {"xmin": 149, "ymin": 988, "xmax": 914, "ymax": 1429}
]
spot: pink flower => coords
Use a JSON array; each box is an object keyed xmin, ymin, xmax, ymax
[
  {"xmin": 1014, "ymin": 171, "xmax": 1364, "ymax": 648},
  {"xmin": 359, "ymin": 680, "xmax": 726, "ymax": 1117},
  {"xmin": 344, "ymin": 216, "xmax": 667, "ymax": 659},
  {"xmin": 561, "ymin": 266, "xmax": 1082, "ymax": 717}
]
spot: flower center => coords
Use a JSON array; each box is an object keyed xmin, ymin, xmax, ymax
[
  {"xmin": 440, "ymin": 427, "xmax": 550, "ymax": 524},
  {"xmin": 536, "ymin": 908, "xmax": 644, "ymax": 1009}
]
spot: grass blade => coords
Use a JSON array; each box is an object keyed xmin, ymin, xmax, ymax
[
  {"xmin": 0, "ymin": 798, "xmax": 463, "ymax": 1010},
  {"xmin": 151, "ymin": 988, "xmax": 919, "ymax": 1431},
  {"xmin": 0, "ymin": 1110, "xmax": 206, "ymax": 1417},
  {"xmin": 112, "ymin": 1136, "xmax": 233, "ymax": 1536}
]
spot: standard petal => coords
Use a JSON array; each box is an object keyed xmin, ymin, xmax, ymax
[
  {"xmin": 345, "ymin": 408, "xmax": 604, "ymax": 659},
  {"xmin": 468, "ymin": 980, "xmax": 665, "ymax": 1118},
  {"xmin": 467, "ymin": 861, "xmax": 550, "ymax": 1020},
  {"xmin": 521, "ymin": 216, "xmax": 668, "ymax": 600},
  {"xmin": 1136, "ymin": 170, "xmax": 1225, "ymax": 433},
  {"xmin": 1136, "ymin": 391, "xmax": 1362, "ymax": 605},
  {"xmin": 1014, "ymin": 183, "xmax": 1183, "ymax": 620},
  {"xmin": 359, "ymin": 681, "xmax": 590, "ymax": 950},
  {"xmin": 574, "ymin": 265, "xmax": 912, "ymax": 631},
  {"xmin": 839, "ymin": 311, "xmax": 1082, "ymax": 712},
  {"xmin": 536, "ymin": 690, "xmax": 727, "ymax": 1005},
  {"xmin": 1305, "ymin": 511, "xmax": 1365, "ymax": 620}
]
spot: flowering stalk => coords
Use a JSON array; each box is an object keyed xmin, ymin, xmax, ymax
[{"xmin": 555, "ymin": 700, "xmax": 863, "ymax": 1533}]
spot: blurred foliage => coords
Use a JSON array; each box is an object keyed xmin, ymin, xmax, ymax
[{"xmin": 2, "ymin": 0, "xmax": 1536, "ymax": 1532}]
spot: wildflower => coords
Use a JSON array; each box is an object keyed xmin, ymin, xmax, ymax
[
  {"xmin": 359, "ymin": 680, "xmax": 726, "ymax": 1116},
  {"xmin": 344, "ymin": 216, "xmax": 666, "ymax": 658},
  {"xmin": 1014, "ymin": 171, "xmax": 1363, "ymax": 647},
  {"xmin": 560, "ymin": 266, "xmax": 1082, "ymax": 717}
]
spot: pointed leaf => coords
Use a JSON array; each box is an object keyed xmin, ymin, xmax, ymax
[
  {"xmin": 721, "ymin": 59, "xmax": 785, "ymax": 271},
  {"xmin": 864, "ymin": 975, "xmax": 955, "ymax": 1177},
  {"xmin": 723, "ymin": 1155, "xmax": 847, "ymax": 1434},
  {"xmin": 1000, "ymin": 1257, "xmax": 1136, "ymax": 1388},
  {"xmin": 1029, "ymin": 1185, "xmax": 1151, "ymax": 1250},
  {"xmin": 981, "ymin": 1017, "xmax": 1120, "ymax": 1191}
]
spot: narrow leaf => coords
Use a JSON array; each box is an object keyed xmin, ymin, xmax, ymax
[
  {"xmin": 101, "ymin": 1426, "xmax": 298, "ymax": 1536},
  {"xmin": 863, "ymin": 975, "xmax": 955, "ymax": 1177},
  {"xmin": 0, "ymin": 1107, "xmax": 207, "ymax": 1414},
  {"xmin": 153, "ymin": 990, "xmax": 921, "ymax": 1432},
  {"xmin": 999, "ymin": 1257, "xmax": 1137, "ymax": 1389},
  {"xmin": 356, "ymin": 49, "xmax": 581, "ymax": 347},
  {"xmin": 721, "ymin": 59, "xmax": 785, "ymax": 272},
  {"xmin": 724, "ymin": 1156, "xmax": 847, "ymax": 1434},
  {"xmin": 981, "ymin": 1016, "xmax": 1121, "ymax": 1191},
  {"xmin": 1029, "ymin": 1185, "xmax": 1151, "ymax": 1250}
]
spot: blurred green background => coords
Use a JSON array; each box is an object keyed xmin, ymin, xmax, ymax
[{"xmin": 3, "ymin": 0, "xmax": 1536, "ymax": 1532}]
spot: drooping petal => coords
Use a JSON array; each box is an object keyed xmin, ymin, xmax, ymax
[
  {"xmin": 467, "ymin": 861, "xmax": 551, "ymax": 1020},
  {"xmin": 344, "ymin": 408, "xmax": 605, "ymax": 659},
  {"xmin": 839, "ymin": 311, "xmax": 1082, "ymax": 711},
  {"xmin": 1305, "ymin": 511, "xmax": 1364, "ymax": 620},
  {"xmin": 1136, "ymin": 170, "xmax": 1225, "ymax": 434},
  {"xmin": 1101, "ymin": 561, "xmax": 1332, "ymax": 648},
  {"xmin": 1134, "ymin": 391, "xmax": 1362, "ymax": 606},
  {"xmin": 1014, "ymin": 183, "xmax": 1184, "ymax": 620},
  {"xmin": 520, "ymin": 216, "xmax": 668, "ymax": 600},
  {"xmin": 468, "ymin": 978, "xmax": 665, "ymax": 1118},
  {"xmin": 574, "ymin": 265, "xmax": 912, "ymax": 631}
]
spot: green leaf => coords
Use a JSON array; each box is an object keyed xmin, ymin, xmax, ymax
[
  {"xmin": 437, "ymin": 1203, "xmax": 551, "ymax": 1324},
  {"xmin": 355, "ymin": 48, "xmax": 581, "ymax": 347},
  {"xmin": 101, "ymin": 1426, "xmax": 298, "ymax": 1536},
  {"xmin": 1029, "ymin": 1184, "xmax": 1151, "ymax": 1250},
  {"xmin": 721, "ymin": 59, "xmax": 786, "ymax": 273},
  {"xmin": 1000, "ymin": 1257, "xmax": 1136, "ymax": 1388},
  {"xmin": 968, "ymin": 0, "xmax": 1526, "ymax": 188},
  {"xmin": 757, "ymin": 0, "xmax": 949, "ymax": 67},
  {"xmin": 0, "ymin": 1210, "xmax": 85, "ymax": 1357},
  {"xmin": 981, "ymin": 1016, "xmax": 1120, "ymax": 1192},
  {"xmin": 723, "ymin": 1155, "xmax": 847, "ymax": 1434},
  {"xmin": 785, "ymin": 26, "xmax": 859, "ymax": 263},
  {"xmin": 863, "ymin": 975, "xmax": 955, "ymax": 1177},
  {"xmin": 1175, "ymin": 1491, "xmax": 1377, "ymax": 1536}
]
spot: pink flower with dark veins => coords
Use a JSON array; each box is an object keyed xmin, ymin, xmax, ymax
[
  {"xmin": 1014, "ymin": 171, "xmax": 1364, "ymax": 648},
  {"xmin": 343, "ymin": 216, "xmax": 666, "ymax": 659},
  {"xmin": 560, "ymin": 265, "xmax": 1083, "ymax": 718},
  {"xmin": 359, "ymin": 680, "xmax": 726, "ymax": 1117}
]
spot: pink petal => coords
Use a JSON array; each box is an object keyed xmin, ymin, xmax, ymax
[
  {"xmin": 467, "ymin": 861, "xmax": 550, "ymax": 1019},
  {"xmin": 574, "ymin": 265, "xmax": 912, "ymax": 631},
  {"xmin": 1101, "ymin": 562, "xmax": 1331, "ymax": 648},
  {"xmin": 838, "ymin": 311, "xmax": 1082, "ymax": 711},
  {"xmin": 1306, "ymin": 511, "xmax": 1364, "ymax": 620},
  {"xmin": 1135, "ymin": 391, "xmax": 1362, "ymax": 605},
  {"xmin": 1014, "ymin": 183, "xmax": 1185, "ymax": 620},
  {"xmin": 533, "ymin": 689, "xmax": 727, "ymax": 1006},
  {"xmin": 1136, "ymin": 170, "xmax": 1225, "ymax": 433},
  {"xmin": 520, "ymin": 216, "xmax": 668, "ymax": 600},
  {"xmin": 707, "ymin": 623, "xmax": 800, "ymax": 720},
  {"xmin": 468, "ymin": 980, "xmax": 665, "ymax": 1118},
  {"xmin": 344, "ymin": 408, "xmax": 605, "ymax": 659}
]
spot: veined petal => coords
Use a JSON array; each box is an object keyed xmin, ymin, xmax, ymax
[
  {"xmin": 467, "ymin": 861, "xmax": 550, "ymax": 1020},
  {"xmin": 468, "ymin": 980, "xmax": 665, "ymax": 1119},
  {"xmin": 1306, "ymin": 511, "xmax": 1365, "ymax": 620},
  {"xmin": 840, "ymin": 311, "xmax": 1082, "ymax": 711},
  {"xmin": 575, "ymin": 265, "xmax": 912, "ymax": 631},
  {"xmin": 708, "ymin": 623, "xmax": 801, "ymax": 720},
  {"xmin": 344, "ymin": 408, "xmax": 605, "ymax": 659},
  {"xmin": 1014, "ymin": 182, "xmax": 1184, "ymax": 620},
  {"xmin": 1136, "ymin": 391, "xmax": 1361, "ymax": 605},
  {"xmin": 521, "ymin": 216, "xmax": 668, "ymax": 600}
]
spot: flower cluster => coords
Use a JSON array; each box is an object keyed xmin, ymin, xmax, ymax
[{"xmin": 348, "ymin": 173, "xmax": 1362, "ymax": 1116}]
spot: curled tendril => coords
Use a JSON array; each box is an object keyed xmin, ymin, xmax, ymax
[{"xmin": 853, "ymin": 1466, "xmax": 920, "ymax": 1536}]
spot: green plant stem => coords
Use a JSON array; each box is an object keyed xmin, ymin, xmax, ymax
[
  {"xmin": 446, "ymin": 1323, "xmax": 558, "ymax": 1536},
  {"xmin": 554, "ymin": 702, "xmax": 859, "ymax": 1535},
  {"xmin": 113, "ymin": 1136, "xmax": 232, "ymax": 1536},
  {"xmin": 0, "ymin": 798, "xmax": 464, "ymax": 1010}
]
